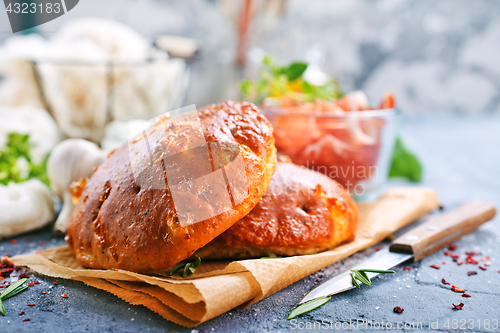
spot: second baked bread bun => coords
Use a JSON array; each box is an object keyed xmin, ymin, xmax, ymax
[
  {"xmin": 67, "ymin": 101, "xmax": 276, "ymax": 273},
  {"xmin": 196, "ymin": 162, "xmax": 358, "ymax": 259}
]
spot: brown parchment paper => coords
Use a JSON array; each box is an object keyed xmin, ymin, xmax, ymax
[{"xmin": 11, "ymin": 187, "xmax": 439, "ymax": 327}]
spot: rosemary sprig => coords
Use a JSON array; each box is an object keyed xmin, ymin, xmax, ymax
[
  {"xmin": 287, "ymin": 268, "xmax": 395, "ymax": 319},
  {"xmin": 0, "ymin": 278, "xmax": 29, "ymax": 316},
  {"xmin": 169, "ymin": 258, "xmax": 201, "ymax": 277},
  {"xmin": 287, "ymin": 296, "xmax": 331, "ymax": 320},
  {"xmin": 350, "ymin": 268, "xmax": 394, "ymax": 288},
  {"xmin": 0, "ymin": 298, "xmax": 5, "ymax": 316}
]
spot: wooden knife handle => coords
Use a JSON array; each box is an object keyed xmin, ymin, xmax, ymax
[{"xmin": 389, "ymin": 202, "xmax": 496, "ymax": 261}]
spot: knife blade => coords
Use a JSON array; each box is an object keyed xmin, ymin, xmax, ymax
[{"xmin": 297, "ymin": 202, "xmax": 496, "ymax": 305}]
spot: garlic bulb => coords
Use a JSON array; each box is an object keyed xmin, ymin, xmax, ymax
[
  {"xmin": 48, "ymin": 139, "xmax": 106, "ymax": 235},
  {"xmin": 0, "ymin": 179, "xmax": 54, "ymax": 238}
]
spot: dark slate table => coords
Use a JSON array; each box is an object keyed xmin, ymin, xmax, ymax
[{"xmin": 1, "ymin": 115, "xmax": 499, "ymax": 333}]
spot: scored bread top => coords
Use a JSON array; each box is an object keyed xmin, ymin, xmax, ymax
[{"xmin": 66, "ymin": 101, "xmax": 276, "ymax": 273}]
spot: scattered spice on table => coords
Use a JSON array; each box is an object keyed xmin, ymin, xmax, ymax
[
  {"xmin": 484, "ymin": 263, "xmax": 490, "ymax": 267},
  {"xmin": 61, "ymin": 294, "xmax": 68, "ymax": 298},
  {"xmin": 466, "ymin": 257, "xmax": 478, "ymax": 264},
  {"xmin": 452, "ymin": 303, "xmax": 464, "ymax": 310},
  {"xmin": 456, "ymin": 261, "xmax": 463, "ymax": 265},
  {"xmin": 462, "ymin": 293, "xmax": 471, "ymax": 298},
  {"xmin": 23, "ymin": 318, "xmax": 30, "ymax": 322},
  {"xmin": 18, "ymin": 273, "xmax": 30, "ymax": 279},
  {"xmin": 448, "ymin": 244, "xmax": 457, "ymax": 251},
  {"xmin": 444, "ymin": 251, "xmax": 451, "ymax": 256},
  {"xmin": 10, "ymin": 239, "xmax": 17, "ymax": 244},
  {"xmin": 430, "ymin": 264, "xmax": 440, "ymax": 269},
  {"xmin": 441, "ymin": 278, "xmax": 451, "ymax": 285},
  {"xmin": 27, "ymin": 282, "xmax": 35, "ymax": 287},
  {"xmin": 467, "ymin": 271, "xmax": 477, "ymax": 276},
  {"xmin": 374, "ymin": 248, "xmax": 381, "ymax": 252},
  {"xmin": 480, "ymin": 256, "xmax": 489, "ymax": 261},
  {"xmin": 393, "ymin": 306, "xmax": 404, "ymax": 313},
  {"xmin": 33, "ymin": 281, "xmax": 39, "ymax": 284},
  {"xmin": 42, "ymin": 291, "xmax": 48, "ymax": 294},
  {"xmin": 53, "ymin": 282, "xmax": 59, "ymax": 285},
  {"xmin": 27, "ymin": 303, "xmax": 35, "ymax": 306},
  {"xmin": 451, "ymin": 254, "xmax": 459, "ymax": 259},
  {"xmin": 451, "ymin": 285, "xmax": 465, "ymax": 293},
  {"xmin": 479, "ymin": 266, "xmax": 487, "ymax": 271},
  {"xmin": 38, "ymin": 241, "xmax": 46, "ymax": 246},
  {"xmin": 403, "ymin": 267, "xmax": 411, "ymax": 271},
  {"xmin": 18, "ymin": 311, "xmax": 24, "ymax": 315}
]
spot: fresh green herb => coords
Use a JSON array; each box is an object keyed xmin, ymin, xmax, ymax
[
  {"xmin": 350, "ymin": 268, "xmax": 395, "ymax": 288},
  {"xmin": 0, "ymin": 133, "xmax": 50, "ymax": 186},
  {"xmin": 0, "ymin": 298, "xmax": 5, "ymax": 316},
  {"xmin": 351, "ymin": 271, "xmax": 361, "ymax": 289},
  {"xmin": 287, "ymin": 268, "xmax": 395, "ymax": 319},
  {"xmin": 169, "ymin": 263, "xmax": 185, "ymax": 276},
  {"xmin": 183, "ymin": 263, "xmax": 192, "ymax": 278},
  {"xmin": 389, "ymin": 137, "xmax": 422, "ymax": 182},
  {"xmin": 287, "ymin": 296, "xmax": 331, "ymax": 320},
  {"xmin": 285, "ymin": 62, "xmax": 308, "ymax": 81},
  {"xmin": 360, "ymin": 268, "xmax": 394, "ymax": 274},
  {"xmin": 240, "ymin": 55, "xmax": 341, "ymax": 105},
  {"xmin": 0, "ymin": 278, "xmax": 28, "ymax": 316},
  {"xmin": 169, "ymin": 258, "xmax": 201, "ymax": 277}
]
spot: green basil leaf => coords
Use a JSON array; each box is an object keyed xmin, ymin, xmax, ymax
[
  {"xmin": 389, "ymin": 137, "xmax": 422, "ymax": 182},
  {"xmin": 287, "ymin": 296, "xmax": 331, "ymax": 320},
  {"xmin": 285, "ymin": 62, "xmax": 308, "ymax": 81}
]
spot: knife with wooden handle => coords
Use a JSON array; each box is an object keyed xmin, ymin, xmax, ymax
[{"xmin": 297, "ymin": 202, "xmax": 496, "ymax": 305}]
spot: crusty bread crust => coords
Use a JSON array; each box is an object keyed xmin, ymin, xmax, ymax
[
  {"xmin": 195, "ymin": 162, "xmax": 358, "ymax": 259},
  {"xmin": 66, "ymin": 101, "xmax": 276, "ymax": 273}
]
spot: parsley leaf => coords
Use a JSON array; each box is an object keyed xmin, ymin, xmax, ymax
[{"xmin": 0, "ymin": 133, "xmax": 50, "ymax": 186}]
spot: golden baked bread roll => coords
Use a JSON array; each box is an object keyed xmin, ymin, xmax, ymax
[
  {"xmin": 195, "ymin": 162, "xmax": 358, "ymax": 259},
  {"xmin": 66, "ymin": 101, "xmax": 276, "ymax": 273}
]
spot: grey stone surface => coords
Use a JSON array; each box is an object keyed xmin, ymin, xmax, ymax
[
  {"xmin": 2, "ymin": 0, "xmax": 500, "ymax": 114},
  {"xmin": 1, "ymin": 115, "xmax": 499, "ymax": 332}
]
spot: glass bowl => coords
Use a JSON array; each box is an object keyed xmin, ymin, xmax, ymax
[{"xmin": 263, "ymin": 107, "xmax": 401, "ymax": 201}]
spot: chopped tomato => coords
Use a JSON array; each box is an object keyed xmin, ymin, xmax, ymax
[{"xmin": 379, "ymin": 92, "xmax": 395, "ymax": 109}]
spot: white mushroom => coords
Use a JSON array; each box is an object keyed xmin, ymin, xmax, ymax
[
  {"xmin": 0, "ymin": 179, "xmax": 54, "ymax": 238},
  {"xmin": 48, "ymin": 139, "xmax": 107, "ymax": 235}
]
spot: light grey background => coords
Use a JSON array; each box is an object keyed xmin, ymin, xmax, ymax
[{"xmin": 1, "ymin": 0, "xmax": 499, "ymax": 114}]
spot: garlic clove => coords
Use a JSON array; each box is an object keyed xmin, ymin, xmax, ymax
[
  {"xmin": 48, "ymin": 139, "xmax": 106, "ymax": 235},
  {"xmin": 0, "ymin": 179, "xmax": 54, "ymax": 238}
]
